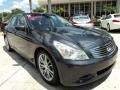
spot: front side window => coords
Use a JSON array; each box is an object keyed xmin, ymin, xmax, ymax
[
  {"xmin": 28, "ymin": 15, "xmax": 51, "ymax": 29},
  {"xmin": 9, "ymin": 16, "xmax": 17, "ymax": 26},
  {"xmin": 17, "ymin": 16, "xmax": 26, "ymax": 26}
]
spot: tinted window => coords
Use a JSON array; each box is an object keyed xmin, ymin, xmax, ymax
[
  {"xmin": 28, "ymin": 15, "xmax": 72, "ymax": 29},
  {"xmin": 106, "ymin": 15, "xmax": 111, "ymax": 19},
  {"xmin": 73, "ymin": 16, "xmax": 89, "ymax": 20},
  {"xmin": 114, "ymin": 14, "xmax": 120, "ymax": 18},
  {"xmin": 50, "ymin": 15, "xmax": 72, "ymax": 27},
  {"xmin": 17, "ymin": 16, "xmax": 26, "ymax": 26},
  {"xmin": 9, "ymin": 16, "xmax": 17, "ymax": 26},
  {"xmin": 28, "ymin": 15, "xmax": 51, "ymax": 29}
]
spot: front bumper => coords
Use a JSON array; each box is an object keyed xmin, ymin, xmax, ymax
[{"xmin": 56, "ymin": 47, "xmax": 118, "ymax": 86}]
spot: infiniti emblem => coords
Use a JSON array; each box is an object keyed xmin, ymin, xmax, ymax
[{"xmin": 107, "ymin": 47, "xmax": 111, "ymax": 52}]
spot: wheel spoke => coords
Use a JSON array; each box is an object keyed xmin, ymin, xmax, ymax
[
  {"xmin": 46, "ymin": 70, "xmax": 50, "ymax": 80},
  {"xmin": 44, "ymin": 55, "xmax": 48, "ymax": 65},
  {"xmin": 47, "ymin": 68, "xmax": 54, "ymax": 76},
  {"xmin": 39, "ymin": 64, "xmax": 45, "ymax": 68}
]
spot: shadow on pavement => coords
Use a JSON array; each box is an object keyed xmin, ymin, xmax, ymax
[{"xmin": 3, "ymin": 46, "xmax": 110, "ymax": 90}]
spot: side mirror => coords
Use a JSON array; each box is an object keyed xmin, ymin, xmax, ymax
[{"xmin": 15, "ymin": 25, "xmax": 25, "ymax": 31}]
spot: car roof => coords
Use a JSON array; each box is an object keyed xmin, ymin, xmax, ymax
[
  {"xmin": 13, "ymin": 13, "xmax": 56, "ymax": 18},
  {"xmin": 17, "ymin": 13, "xmax": 56, "ymax": 16}
]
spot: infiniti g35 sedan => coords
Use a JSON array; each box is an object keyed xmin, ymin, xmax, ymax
[{"xmin": 4, "ymin": 13, "xmax": 118, "ymax": 86}]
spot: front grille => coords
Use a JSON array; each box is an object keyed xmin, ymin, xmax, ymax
[{"xmin": 90, "ymin": 41, "xmax": 116, "ymax": 58}]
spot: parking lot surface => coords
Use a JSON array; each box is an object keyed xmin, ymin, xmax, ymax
[{"xmin": 0, "ymin": 31, "xmax": 120, "ymax": 90}]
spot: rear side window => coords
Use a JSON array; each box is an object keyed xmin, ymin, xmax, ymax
[{"xmin": 114, "ymin": 15, "xmax": 120, "ymax": 18}]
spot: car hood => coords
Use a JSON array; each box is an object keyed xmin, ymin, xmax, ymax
[{"xmin": 54, "ymin": 27, "xmax": 113, "ymax": 49}]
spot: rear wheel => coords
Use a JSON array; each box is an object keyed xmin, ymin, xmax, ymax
[
  {"xmin": 37, "ymin": 51, "xmax": 59, "ymax": 85},
  {"xmin": 4, "ymin": 37, "xmax": 12, "ymax": 51},
  {"xmin": 107, "ymin": 24, "xmax": 110, "ymax": 32},
  {"xmin": 100, "ymin": 22, "xmax": 102, "ymax": 28}
]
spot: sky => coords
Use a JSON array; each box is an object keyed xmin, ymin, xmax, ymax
[{"xmin": 0, "ymin": 0, "xmax": 39, "ymax": 13}]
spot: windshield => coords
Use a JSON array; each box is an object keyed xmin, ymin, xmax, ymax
[
  {"xmin": 27, "ymin": 14, "xmax": 72, "ymax": 29},
  {"xmin": 50, "ymin": 15, "xmax": 72, "ymax": 27}
]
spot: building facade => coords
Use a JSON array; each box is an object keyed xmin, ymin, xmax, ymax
[
  {"xmin": 39, "ymin": 0, "xmax": 119, "ymax": 17},
  {"xmin": 117, "ymin": 0, "xmax": 120, "ymax": 13}
]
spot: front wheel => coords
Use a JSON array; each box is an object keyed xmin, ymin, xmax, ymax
[
  {"xmin": 107, "ymin": 24, "xmax": 110, "ymax": 32},
  {"xmin": 37, "ymin": 51, "xmax": 59, "ymax": 85}
]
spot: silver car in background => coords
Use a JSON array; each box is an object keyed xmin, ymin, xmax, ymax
[{"xmin": 70, "ymin": 15, "xmax": 94, "ymax": 28}]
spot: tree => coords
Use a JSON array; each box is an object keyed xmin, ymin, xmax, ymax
[
  {"xmin": 11, "ymin": 8, "xmax": 24, "ymax": 15},
  {"xmin": 52, "ymin": 7, "xmax": 65, "ymax": 15},
  {"xmin": 103, "ymin": 4, "xmax": 117, "ymax": 15},
  {"xmin": 3, "ymin": 12, "xmax": 11, "ymax": 22},
  {"xmin": 33, "ymin": 7, "xmax": 45, "ymax": 13},
  {"xmin": 0, "ymin": 12, "xmax": 11, "ymax": 22}
]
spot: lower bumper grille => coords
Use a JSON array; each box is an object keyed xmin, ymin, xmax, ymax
[{"xmin": 97, "ymin": 63, "xmax": 114, "ymax": 75}]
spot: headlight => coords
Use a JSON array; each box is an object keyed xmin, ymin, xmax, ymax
[{"xmin": 53, "ymin": 41, "xmax": 89, "ymax": 60}]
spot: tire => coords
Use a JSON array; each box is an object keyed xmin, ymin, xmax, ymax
[
  {"xmin": 107, "ymin": 24, "xmax": 110, "ymax": 32},
  {"xmin": 37, "ymin": 50, "xmax": 59, "ymax": 85},
  {"xmin": 4, "ymin": 37, "xmax": 12, "ymax": 51},
  {"xmin": 100, "ymin": 22, "xmax": 102, "ymax": 28}
]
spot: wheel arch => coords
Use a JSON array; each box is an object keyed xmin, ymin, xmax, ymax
[
  {"xmin": 34, "ymin": 47, "xmax": 60, "ymax": 82},
  {"xmin": 34, "ymin": 47, "xmax": 58, "ymax": 70}
]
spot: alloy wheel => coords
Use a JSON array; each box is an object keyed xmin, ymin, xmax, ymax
[{"xmin": 38, "ymin": 53, "xmax": 54, "ymax": 81}]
